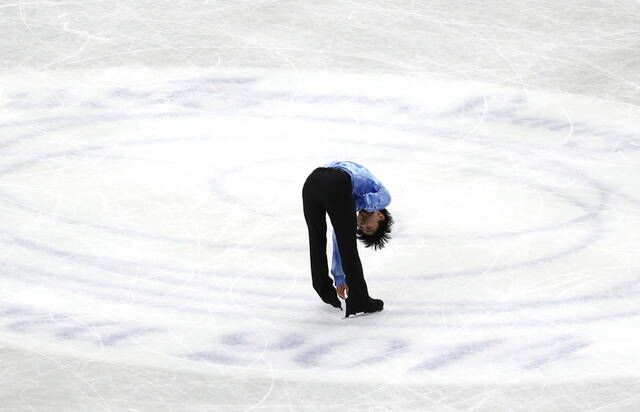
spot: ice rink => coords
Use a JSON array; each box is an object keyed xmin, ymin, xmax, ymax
[{"xmin": 1, "ymin": 1, "xmax": 640, "ymax": 410}]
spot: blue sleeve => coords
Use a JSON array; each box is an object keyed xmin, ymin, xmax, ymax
[
  {"xmin": 355, "ymin": 180, "xmax": 391, "ymax": 212},
  {"xmin": 330, "ymin": 231, "xmax": 346, "ymax": 286},
  {"xmin": 362, "ymin": 185, "xmax": 391, "ymax": 212},
  {"xmin": 347, "ymin": 163, "xmax": 391, "ymax": 212}
]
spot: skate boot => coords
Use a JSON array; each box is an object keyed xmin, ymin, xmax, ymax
[
  {"xmin": 319, "ymin": 290, "xmax": 343, "ymax": 310},
  {"xmin": 324, "ymin": 295, "xmax": 343, "ymax": 310},
  {"xmin": 345, "ymin": 297, "xmax": 383, "ymax": 318}
]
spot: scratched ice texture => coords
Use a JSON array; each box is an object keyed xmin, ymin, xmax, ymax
[{"xmin": 0, "ymin": 1, "xmax": 639, "ymax": 411}]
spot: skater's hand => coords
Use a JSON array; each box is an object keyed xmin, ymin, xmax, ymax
[{"xmin": 337, "ymin": 285, "xmax": 349, "ymax": 300}]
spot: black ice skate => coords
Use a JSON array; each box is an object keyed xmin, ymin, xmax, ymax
[
  {"xmin": 345, "ymin": 297, "xmax": 383, "ymax": 318},
  {"xmin": 320, "ymin": 291, "xmax": 343, "ymax": 310},
  {"xmin": 326, "ymin": 297, "xmax": 343, "ymax": 310}
]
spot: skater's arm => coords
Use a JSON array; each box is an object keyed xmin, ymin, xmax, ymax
[
  {"xmin": 330, "ymin": 231, "xmax": 346, "ymax": 287},
  {"xmin": 322, "ymin": 161, "xmax": 391, "ymax": 212},
  {"xmin": 331, "ymin": 232, "xmax": 349, "ymax": 300},
  {"xmin": 351, "ymin": 166, "xmax": 391, "ymax": 212},
  {"xmin": 361, "ymin": 185, "xmax": 391, "ymax": 212}
]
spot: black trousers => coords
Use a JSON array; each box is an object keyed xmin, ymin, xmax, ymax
[{"xmin": 302, "ymin": 167, "xmax": 370, "ymax": 304}]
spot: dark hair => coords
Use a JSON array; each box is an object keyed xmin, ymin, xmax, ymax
[{"xmin": 356, "ymin": 209, "xmax": 393, "ymax": 250}]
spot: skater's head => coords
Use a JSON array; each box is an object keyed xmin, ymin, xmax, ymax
[{"xmin": 356, "ymin": 208, "xmax": 393, "ymax": 250}]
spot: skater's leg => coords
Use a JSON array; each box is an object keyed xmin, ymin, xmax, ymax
[
  {"xmin": 302, "ymin": 174, "xmax": 341, "ymax": 307},
  {"xmin": 325, "ymin": 178, "xmax": 370, "ymax": 304},
  {"xmin": 325, "ymin": 170, "xmax": 383, "ymax": 317}
]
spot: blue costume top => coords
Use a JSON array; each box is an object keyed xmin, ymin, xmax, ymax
[{"xmin": 323, "ymin": 161, "xmax": 391, "ymax": 286}]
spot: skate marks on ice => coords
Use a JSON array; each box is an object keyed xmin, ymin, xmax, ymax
[
  {"xmin": 0, "ymin": 69, "xmax": 639, "ymax": 382},
  {"xmin": 0, "ymin": 301, "xmax": 594, "ymax": 378},
  {"xmin": 2, "ymin": 344, "xmax": 639, "ymax": 412}
]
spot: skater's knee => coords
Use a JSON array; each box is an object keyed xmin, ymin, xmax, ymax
[{"xmin": 312, "ymin": 278, "xmax": 329, "ymax": 292}]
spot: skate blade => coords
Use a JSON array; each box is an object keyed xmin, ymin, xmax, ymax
[{"xmin": 342, "ymin": 310, "xmax": 381, "ymax": 319}]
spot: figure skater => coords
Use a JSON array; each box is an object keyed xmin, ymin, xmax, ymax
[{"xmin": 302, "ymin": 161, "xmax": 393, "ymax": 317}]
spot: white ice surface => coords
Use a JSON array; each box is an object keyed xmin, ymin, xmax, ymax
[{"xmin": 1, "ymin": 1, "xmax": 640, "ymax": 411}]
